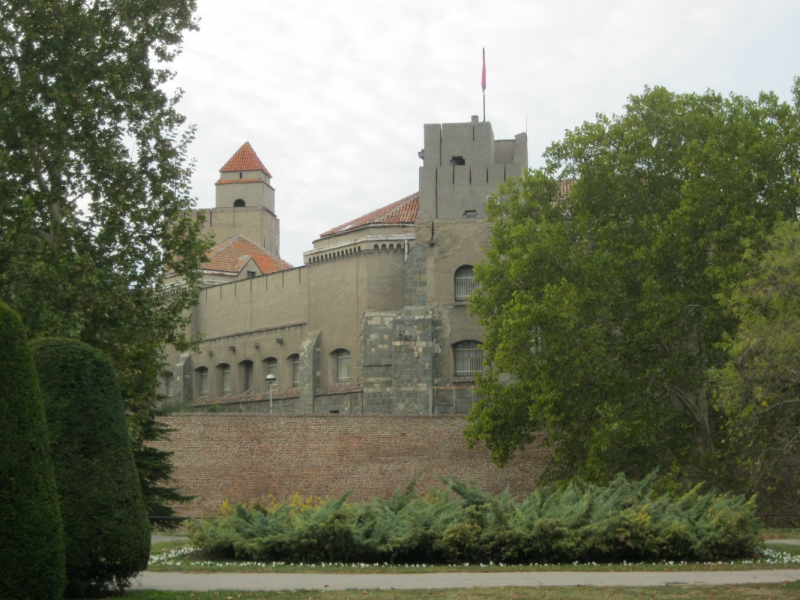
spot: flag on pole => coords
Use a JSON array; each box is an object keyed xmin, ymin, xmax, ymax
[{"xmin": 481, "ymin": 48, "xmax": 486, "ymax": 92}]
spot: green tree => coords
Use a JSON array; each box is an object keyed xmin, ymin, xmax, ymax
[
  {"xmin": 466, "ymin": 83, "xmax": 800, "ymax": 487},
  {"xmin": 711, "ymin": 220, "xmax": 800, "ymax": 504},
  {"xmin": 0, "ymin": 0, "xmax": 210, "ymax": 517},
  {"xmin": 33, "ymin": 338, "xmax": 150, "ymax": 598},
  {"xmin": 0, "ymin": 303, "xmax": 65, "ymax": 600}
]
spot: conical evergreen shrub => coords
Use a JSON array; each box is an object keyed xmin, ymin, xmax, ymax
[
  {"xmin": 32, "ymin": 338, "xmax": 150, "ymax": 597},
  {"xmin": 0, "ymin": 302, "xmax": 65, "ymax": 600}
]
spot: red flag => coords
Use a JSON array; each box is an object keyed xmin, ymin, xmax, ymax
[{"xmin": 481, "ymin": 48, "xmax": 486, "ymax": 92}]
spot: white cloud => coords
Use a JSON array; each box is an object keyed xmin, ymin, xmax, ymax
[{"xmin": 168, "ymin": 0, "xmax": 800, "ymax": 266}]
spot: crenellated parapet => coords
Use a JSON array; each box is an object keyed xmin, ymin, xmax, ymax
[{"xmin": 418, "ymin": 116, "xmax": 527, "ymax": 219}]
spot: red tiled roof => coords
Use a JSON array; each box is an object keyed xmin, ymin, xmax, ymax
[
  {"xmin": 320, "ymin": 192, "xmax": 419, "ymax": 238},
  {"xmin": 204, "ymin": 235, "xmax": 292, "ymax": 275},
  {"xmin": 557, "ymin": 179, "xmax": 576, "ymax": 198},
  {"xmin": 214, "ymin": 178, "xmax": 268, "ymax": 186},
  {"xmin": 219, "ymin": 142, "xmax": 271, "ymax": 176}
]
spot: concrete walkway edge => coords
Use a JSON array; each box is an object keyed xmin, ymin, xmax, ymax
[{"xmin": 135, "ymin": 570, "xmax": 800, "ymax": 591}]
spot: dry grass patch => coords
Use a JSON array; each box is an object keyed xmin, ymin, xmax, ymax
[{"xmin": 96, "ymin": 582, "xmax": 800, "ymax": 600}]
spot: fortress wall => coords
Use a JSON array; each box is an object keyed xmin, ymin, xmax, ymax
[
  {"xmin": 155, "ymin": 414, "xmax": 550, "ymax": 517},
  {"xmin": 306, "ymin": 254, "xmax": 368, "ymax": 390},
  {"xmin": 196, "ymin": 267, "xmax": 308, "ymax": 340},
  {"xmin": 185, "ymin": 269, "xmax": 309, "ymax": 399}
]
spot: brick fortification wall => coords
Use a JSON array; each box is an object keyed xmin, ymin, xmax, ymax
[{"xmin": 156, "ymin": 414, "xmax": 550, "ymax": 518}]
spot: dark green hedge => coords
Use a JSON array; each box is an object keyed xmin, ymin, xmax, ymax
[
  {"xmin": 192, "ymin": 472, "xmax": 762, "ymax": 564},
  {"xmin": 32, "ymin": 338, "xmax": 150, "ymax": 597},
  {"xmin": 0, "ymin": 302, "xmax": 65, "ymax": 600}
]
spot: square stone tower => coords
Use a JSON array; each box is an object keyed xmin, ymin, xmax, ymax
[
  {"xmin": 201, "ymin": 142, "xmax": 281, "ymax": 255},
  {"xmin": 418, "ymin": 116, "xmax": 527, "ymax": 220}
]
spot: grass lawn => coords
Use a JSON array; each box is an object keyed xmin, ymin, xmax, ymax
[
  {"xmin": 146, "ymin": 541, "xmax": 800, "ymax": 575},
  {"xmin": 94, "ymin": 582, "xmax": 800, "ymax": 600},
  {"xmin": 762, "ymin": 529, "xmax": 800, "ymax": 540}
]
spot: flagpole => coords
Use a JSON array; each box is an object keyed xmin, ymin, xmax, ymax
[{"xmin": 481, "ymin": 48, "xmax": 486, "ymax": 122}]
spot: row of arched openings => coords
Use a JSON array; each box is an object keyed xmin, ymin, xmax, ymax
[{"xmin": 193, "ymin": 350, "xmax": 352, "ymax": 398}]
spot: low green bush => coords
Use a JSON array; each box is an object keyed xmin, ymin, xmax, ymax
[
  {"xmin": 191, "ymin": 472, "xmax": 762, "ymax": 564},
  {"xmin": 0, "ymin": 303, "xmax": 65, "ymax": 600},
  {"xmin": 32, "ymin": 338, "xmax": 150, "ymax": 598}
]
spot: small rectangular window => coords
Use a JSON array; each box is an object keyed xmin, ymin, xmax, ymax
[
  {"xmin": 247, "ymin": 271, "xmax": 256, "ymax": 279},
  {"xmin": 463, "ymin": 210, "xmax": 477, "ymax": 218}
]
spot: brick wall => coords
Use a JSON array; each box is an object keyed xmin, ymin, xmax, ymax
[{"xmin": 155, "ymin": 414, "xmax": 551, "ymax": 517}]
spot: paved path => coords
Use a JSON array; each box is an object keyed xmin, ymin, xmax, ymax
[
  {"xmin": 151, "ymin": 532, "xmax": 190, "ymax": 543},
  {"xmin": 765, "ymin": 539, "xmax": 800, "ymax": 546},
  {"xmin": 135, "ymin": 570, "xmax": 800, "ymax": 591}
]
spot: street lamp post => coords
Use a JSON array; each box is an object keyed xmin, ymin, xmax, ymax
[{"xmin": 265, "ymin": 373, "xmax": 277, "ymax": 414}]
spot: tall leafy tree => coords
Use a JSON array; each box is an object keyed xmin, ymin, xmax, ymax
[
  {"xmin": 711, "ymin": 220, "xmax": 800, "ymax": 504},
  {"xmin": 0, "ymin": 0, "xmax": 210, "ymax": 517},
  {"xmin": 466, "ymin": 83, "xmax": 800, "ymax": 488}
]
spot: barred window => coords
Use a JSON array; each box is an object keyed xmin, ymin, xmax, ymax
[
  {"xmin": 219, "ymin": 364, "xmax": 231, "ymax": 395},
  {"xmin": 335, "ymin": 350, "xmax": 351, "ymax": 383},
  {"xmin": 454, "ymin": 341, "xmax": 482, "ymax": 377},
  {"xmin": 263, "ymin": 357, "xmax": 278, "ymax": 380},
  {"xmin": 197, "ymin": 367, "xmax": 209, "ymax": 396},
  {"xmin": 290, "ymin": 354, "xmax": 300, "ymax": 387},
  {"xmin": 454, "ymin": 265, "xmax": 475, "ymax": 301}
]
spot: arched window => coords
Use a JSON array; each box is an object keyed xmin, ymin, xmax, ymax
[
  {"xmin": 333, "ymin": 349, "xmax": 351, "ymax": 383},
  {"xmin": 196, "ymin": 367, "xmax": 209, "ymax": 397},
  {"xmin": 239, "ymin": 360, "xmax": 253, "ymax": 393},
  {"xmin": 454, "ymin": 341, "xmax": 482, "ymax": 377},
  {"xmin": 233, "ymin": 198, "xmax": 246, "ymax": 207},
  {"xmin": 163, "ymin": 376, "xmax": 174, "ymax": 398},
  {"xmin": 289, "ymin": 354, "xmax": 300, "ymax": 388},
  {"xmin": 263, "ymin": 357, "xmax": 278, "ymax": 385},
  {"xmin": 454, "ymin": 265, "xmax": 475, "ymax": 301},
  {"xmin": 218, "ymin": 363, "xmax": 231, "ymax": 395}
]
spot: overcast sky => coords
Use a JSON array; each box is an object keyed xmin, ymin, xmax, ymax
[{"xmin": 168, "ymin": 0, "xmax": 800, "ymax": 266}]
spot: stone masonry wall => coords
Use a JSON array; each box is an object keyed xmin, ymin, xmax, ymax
[
  {"xmin": 297, "ymin": 330, "xmax": 321, "ymax": 412},
  {"xmin": 361, "ymin": 308, "xmax": 438, "ymax": 414},
  {"xmin": 154, "ymin": 414, "xmax": 550, "ymax": 518},
  {"xmin": 404, "ymin": 240, "xmax": 430, "ymax": 307}
]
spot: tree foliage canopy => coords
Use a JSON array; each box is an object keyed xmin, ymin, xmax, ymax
[
  {"xmin": 711, "ymin": 220, "xmax": 800, "ymax": 498},
  {"xmin": 0, "ymin": 0, "xmax": 209, "ymax": 515},
  {"xmin": 466, "ymin": 83, "xmax": 800, "ymax": 489}
]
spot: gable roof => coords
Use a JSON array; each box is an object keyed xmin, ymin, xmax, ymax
[
  {"xmin": 320, "ymin": 192, "xmax": 419, "ymax": 238},
  {"xmin": 219, "ymin": 142, "xmax": 271, "ymax": 177},
  {"xmin": 204, "ymin": 235, "xmax": 292, "ymax": 275}
]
